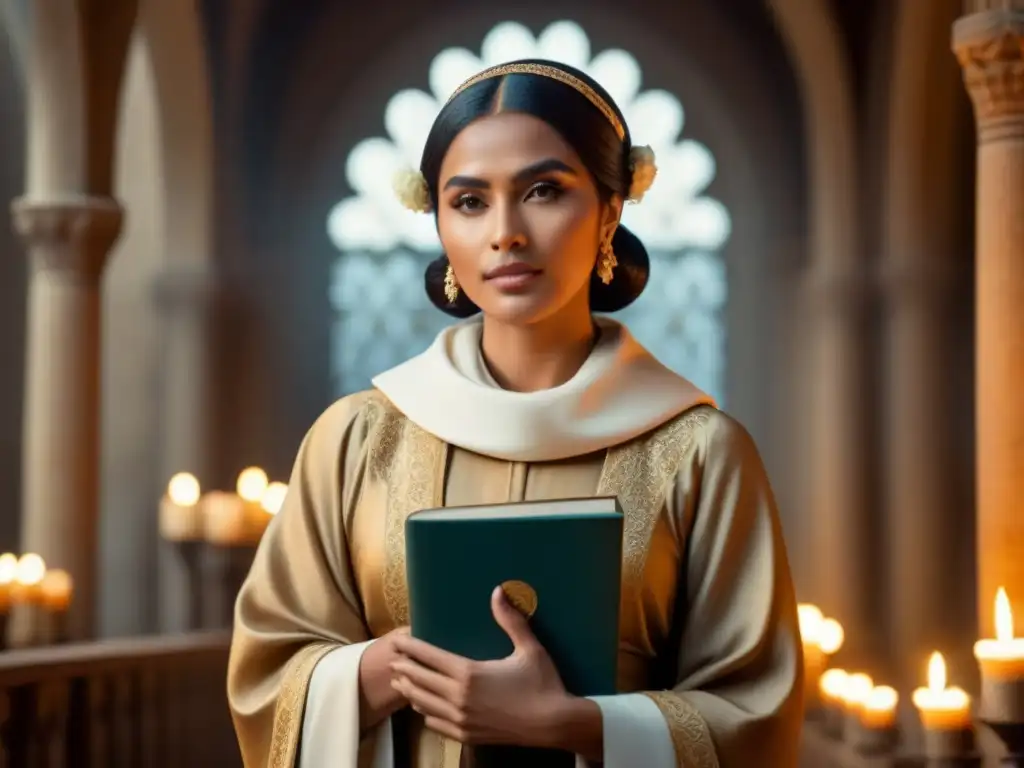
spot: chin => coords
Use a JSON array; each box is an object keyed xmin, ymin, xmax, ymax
[{"xmin": 476, "ymin": 292, "xmax": 560, "ymax": 326}]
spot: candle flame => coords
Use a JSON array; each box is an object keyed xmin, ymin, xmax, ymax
[
  {"xmin": 819, "ymin": 668, "xmax": 848, "ymax": 698},
  {"xmin": 260, "ymin": 482, "xmax": 288, "ymax": 515},
  {"xmin": 864, "ymin": 686, "xmax": 898, "ymax": 712},
  {"xmin": 995, "ymin": 587, "xmax": 1015, "ymax": 641},
  {"xmin": 237, "ymin": 467, "xmax": 269, "ymax": 503},
  {"xmin": 167, "ymin": 472, "xmax": 201, "ymax": 507},
  {"xmin": 797, "ymin": 603, "xmax": 823, "ymax": 642},
  {"xmin": 818, "ymin": 618, "xmax": 845, "ymax": 655},
  {"xmin": 0, "ymin": 552, "xmax": 18, "ymax": 584},
  {"xmin": 927, "ymin": 651, "xmax": 947, "ymax": 693},
  {"xmin": 15, "ymin": 553, "xmax": 45, "ymax": 586},
  {"xmin": 843, "ymin": 672, "xmax": 874, "ymax": 705}
]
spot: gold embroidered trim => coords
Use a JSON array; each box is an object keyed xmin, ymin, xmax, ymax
[
  {"xmin": 268, "ymin": 641, "xmax": 339, "ymax": 768},
  {"xmin": 644, "ymin": 690, "xmax": 719, "ymax": 768},
  {"xmin": 369, "ymin": 402, "xmax": 448, "ymax": 626},
  {"xmin": 448, "ymin": 62, "xmax": 626, "ymax": 141},
  {"xmin": 597, "ymin": 406, "xmax": 712, "ymax": 589}
]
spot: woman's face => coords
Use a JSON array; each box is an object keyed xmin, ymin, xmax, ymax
[{"xmin": 436, "ymin": 112, "xmax": 621, "ymax": 326}]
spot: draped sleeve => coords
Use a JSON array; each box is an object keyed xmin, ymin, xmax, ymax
[
  {"xmin": 589, "ymin": 410, "xmax": 804, "ymax": 768},
  {"xmin": 227, "ymin": 391, "xmax": 382, "ymax": 767}
]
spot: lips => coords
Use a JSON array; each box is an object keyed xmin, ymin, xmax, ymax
[{"xmin": 484, "ymin": 262, "xmax": 542, "ymax": 280}]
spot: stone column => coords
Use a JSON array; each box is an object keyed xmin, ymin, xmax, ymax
[
  {"xmin": 804, "ymin": 266, "xmax": 878, "ymax": 668},
  {"xmin": 153, "ymin": 265, "xmax": 221, "ymax": 633},
  {"xmin": 13, "ymin": 197, "xmax": 123, "ymax": 641},
  {"xmin": 953, "ymin": 6, "xmax": 1024, "ymax": 635}
]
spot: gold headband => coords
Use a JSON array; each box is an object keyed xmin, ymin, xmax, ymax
[{"xmin": 447, "ymin": 62, "xmax": 626, "ymax": 142}]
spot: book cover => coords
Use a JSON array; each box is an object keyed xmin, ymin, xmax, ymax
[{"xmin": 405, "ymin": 496, "xmax": 624, "ymax": 766}]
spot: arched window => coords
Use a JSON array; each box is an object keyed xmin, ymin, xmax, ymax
[{"xmin": 328, "ymin": 20, "xmax": 731, "ymax": 403}]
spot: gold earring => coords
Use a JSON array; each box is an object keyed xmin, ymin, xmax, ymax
[
  {"xmin": 596, "ymin": 237, "xmax": 618, "ymax": 285},
  {"xmin": 444, "ymin": 264, "xmax": 460, "ymax": 303}
]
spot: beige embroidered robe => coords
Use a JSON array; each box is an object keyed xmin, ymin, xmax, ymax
[{"xmin": 227, "ymin": 390, "xmax": 804, "ymax": 767}]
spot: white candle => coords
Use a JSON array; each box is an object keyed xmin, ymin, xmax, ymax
[
  {"xmin": 912, "ymin": 652, "xmax": 972, "ymax": 731},
  {"xmin": 973, "ymin": 587, "xmax": 1024, "ymax": 721},
  {"xmin": 159, "ymin": 472, "xmax": 203, "ymax": 541}
]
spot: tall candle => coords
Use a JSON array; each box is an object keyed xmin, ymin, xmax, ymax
[
  {"xmin": 38, "ymin": 569, "xmax": 72, "ymax": 644},
  {"xmin": 912, "ymin": 651, "xmax": 973, "ymax": 758},
  {"xmin": 237, "ymin": 467, "xmax": 270, "ymax": 544},
  {"xmin": 8, "ymin": 554, "xmax": 46, "ymax": 648},
  {"xmin": 159, "ymin": 472, "xmax": 203, "ymax": 541},
  {"xmin": 818, "ymin": 668, "xmax": 848, "ymax": 738},
  {"xmin": 202, "ymin": 491, "xmax": 249, "ymax": 546},
  {"xmin": 973, "ymin": 586, "xmax": 1024, "ymax": 722}
]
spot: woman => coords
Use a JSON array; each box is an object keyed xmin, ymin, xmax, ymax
[{"xmin": 228, "ymin": 59, "xmax": 804, "ymax": 768}]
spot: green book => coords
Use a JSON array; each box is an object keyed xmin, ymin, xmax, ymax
[
  {"xmin": 405, "ymin": 497, "xmax": 624, "ymax": 767},
  {"xmin": 406, "ymin": 496, "xmax": 623, "ymax": 691}
]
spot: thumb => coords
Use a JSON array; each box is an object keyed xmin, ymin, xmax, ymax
[{"xmin": 491, "ymin": 586, "xmax": 537, "ymax": 651}]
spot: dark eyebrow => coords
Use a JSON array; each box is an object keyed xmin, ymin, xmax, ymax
[{"xmin": 442, "ymin": 158, "xmax": 578, "ymax": 191}]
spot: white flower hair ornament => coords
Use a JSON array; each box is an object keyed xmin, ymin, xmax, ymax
[
  {"xmin": 393, "ymin": 167, "xmax": 433, "ymax": 213},
  {"xmin": 627, "ymin": 145, "xmax": 658, "ymax": 203}
]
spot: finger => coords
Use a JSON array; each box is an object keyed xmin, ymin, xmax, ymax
[
  {"xmin": 423, "ymin": 716, "xmax": 469, "ymax": 744},
  {"xmin": 393, "ymin": 634, "xmax": 467, "ymax": 675},
  {"xmin": 490, "ymin": 586, "xmax": 538, "ymax": 651},
  {"xmin": 391, "ymin": 657, "xmax": 459, "ymax": 699},
  {"xmin": 394, "ymin": 676, "xmax": 463, "ymax": 723}
]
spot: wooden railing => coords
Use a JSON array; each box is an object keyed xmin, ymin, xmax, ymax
[{"xmin": 0, "ymin": 631, "xmax": 237, "ymax": 767}]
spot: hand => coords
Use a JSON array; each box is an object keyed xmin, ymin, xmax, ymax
[
  {"xmin": 359, "ymin": 626, "xmax": 411, "ymax": 729},
  {"xmin": 391, "ymin": 586, "xmax": 571, "ymax": 747}
]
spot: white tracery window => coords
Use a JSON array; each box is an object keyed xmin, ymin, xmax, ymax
[{"xmin": 327, "ymin": 20, "xmax": 732, "ymax": 403}]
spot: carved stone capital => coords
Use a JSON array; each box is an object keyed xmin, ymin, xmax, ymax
[
  {"xmin": 152, "ymin": 265, "xmax": 220, "ymax": 316},
  {"xmin": 953, "ymin": 10, "xmax": 1024, "ymax": 140},
  {"xmin": 11, "ymin": 196, "xmax": 124, "ymax": 281}
]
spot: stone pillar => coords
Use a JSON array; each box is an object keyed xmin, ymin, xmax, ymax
[
  {"xmin": 13, "ymin": 197, "xmax": 123, "ymax": 641},
  {"xmin": 805, "ymin": 266, "xmax": 878, "ymax": 668},
  {"xmin": 153, "ymin": 265, "xmax": 221, "ymax": 633},
  {"xmin": 953, "ymin": 6, "xmax": 1024, "ymax": 635}
]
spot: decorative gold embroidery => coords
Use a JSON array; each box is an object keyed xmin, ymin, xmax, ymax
[
  {"xmin": 447, "ymin": 62, "xmax": 626, "ymax": 141},
  {"xmin": 644, "ymin": 690, "xmax": 719, "ymax": 768},
  {"xmin": 368, "ymin": 401, "xmax": 448, "ymax": 627},
  {"xmin": 597, "ymin": 406, "xmax": 712, "ymax": 591},
  {"xmin": 268, "ymin": 641, "xmax": 339, "ymax": 768}
]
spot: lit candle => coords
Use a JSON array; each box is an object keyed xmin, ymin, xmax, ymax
[
  {"xmin": 38, "ymin": 568, "xmax": 72, "ymax": 644},
  {"xmin": 237, "ymin": 467, "xmax": 270, "ymax": 544},
  {"xmin": 860, "ymin": 685, "xmax": 898, "ymax": 731},
  {"xmin": 0, "ymin": 552, "xmax": 16, "ymax": 649},
  {"xmin": 850, "ymin": 685, "xmax": 900, "ymax": 755},
  {"xmin": 798, "ymin": 604, "xmax": 827, "ymax": 706},
  {"xmin": 8, "ymin": 554, "xmax": 46, "ymax": 648},
  {"xmin": 251, "ymin": 481, "xmax": 287, "ymax": 539},
  {"xmin": 818, "ymin": 668, "xmax": 848, "ymax": 738},
  {"xmin": 842, "ymin": 672, "xmax": 875, "ymax": 714},
  {"xmin": 202, "ymin": 490, "xmax": 249, "ymax": 546},
  {"xmin": 912, "ymin": 651, "xmax": 974, "ymax": 758},
  {"xmin": 819, "ymin": 618, "xmax": 845, "ymax": 657},
  {"xmin": 159, "ymin": 472, "xmax": 203, "ymax": 541},
  {"xmin": 973, "ymin": 586, "xmax": 1024, "ymax": 723}
]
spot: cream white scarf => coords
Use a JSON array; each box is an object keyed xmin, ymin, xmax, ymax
[{"xmin": 372, "ymin": 316, "xmax": 715, "ymax": 462}]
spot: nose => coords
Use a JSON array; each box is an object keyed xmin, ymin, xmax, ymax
[{"xmin": 490, "ymin": 200, "xmax": 527, "ymax": 252}]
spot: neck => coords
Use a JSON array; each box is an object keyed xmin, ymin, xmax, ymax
[{"xmin": 480, "ymin": 303, "xmax": 596, "ymax": 393}]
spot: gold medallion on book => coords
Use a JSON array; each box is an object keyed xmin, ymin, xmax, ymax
[{"xmin": 500, "ymin": 580, "xmax": 538, "ymax": 618}]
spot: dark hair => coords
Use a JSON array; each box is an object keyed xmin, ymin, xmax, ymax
[{"xmin": 420, "ymin": 59, "xmax": 650, "ymax": 318}]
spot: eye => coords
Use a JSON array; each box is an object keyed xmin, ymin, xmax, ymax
[
  {"xmin": 525, "ymin": 181, "xmax": 564, "ymax": 202},
  {"xmin": 452, "ymin": 194, "xmax": 487, "ymax": 212}
]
